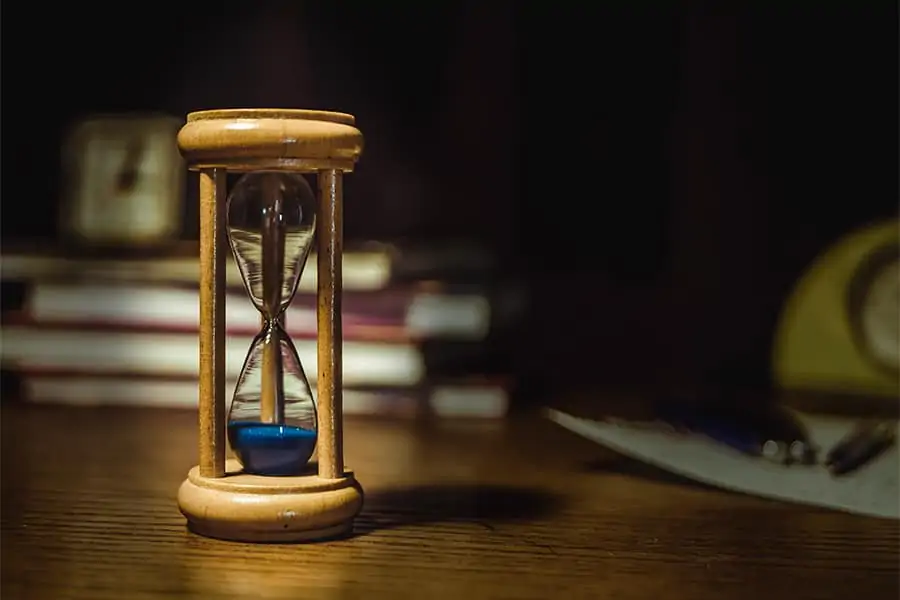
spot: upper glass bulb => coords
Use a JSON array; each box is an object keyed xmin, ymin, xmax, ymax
[{"xmin": 226, "ymin": 171, "xmax": 317, "ymax": 318}]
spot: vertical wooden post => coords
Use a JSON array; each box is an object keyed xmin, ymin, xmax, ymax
[
  {"xmin": 198, "ymin": 168, "xmax": 228, "ymax": 478},
  {"xmin": 316, "ymin": 169, "xmax": 344, "ymax": 479}
]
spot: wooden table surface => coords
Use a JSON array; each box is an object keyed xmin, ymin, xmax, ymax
[{"xmin": 2, "ymin": 402, "xmax": 898, "ymax": 600}]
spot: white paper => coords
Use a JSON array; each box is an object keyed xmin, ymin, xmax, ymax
[{"xmin": 546, "ymin": 408, "xmax": 899, "ymax": 520}]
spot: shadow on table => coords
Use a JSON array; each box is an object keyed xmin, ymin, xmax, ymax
[
  {"xmin": 582, "ymin": 455, "xmax": 727, "ymax": 494},
  {"xmin": 352, "ymin": 484, "xmax": 563, "ymax": 537}
]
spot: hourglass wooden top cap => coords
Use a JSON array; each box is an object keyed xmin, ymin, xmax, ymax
[{"xmin": 178, "ymin": 109, "xmax": 363, "ymax": 173}]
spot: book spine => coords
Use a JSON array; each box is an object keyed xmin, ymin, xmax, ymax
[
  {"xmin": 17, "ymin": 282, "xmax": 492, "ymax": 341},
  {"xmin": 15, "ymin": 374, "xmax": 510, "ymax": 419}
]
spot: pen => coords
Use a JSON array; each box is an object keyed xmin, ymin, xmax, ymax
[
  {"xmin": 757, "ymin": 404, "xmax": 818, "ymax": 466},
  {"xmin": 825, "ymin": 420, "xmax": 896, "ymax": 476},
  {"xmin": 653, "ymin": 397, "xmax": 817, "ymax": 466},
  {"xmin": 655, "ymin": 402, "xmax": 760, "ymax": 456}
]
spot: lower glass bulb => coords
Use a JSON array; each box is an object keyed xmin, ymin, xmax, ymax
[{"xmin": 227, "ymin": 322, "xmax": 317, "ymax": 476}]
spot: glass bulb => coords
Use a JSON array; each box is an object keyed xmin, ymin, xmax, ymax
[
  {"xmin": 228, "ymin": 325, "xmax": 316, "ymax": 475},
  {"xmin": 227, "ymin": 171, "xmax": 317, "ymax": 318},
  {"xmin": 225, "ymin": 171, "xmax": 318, "ymax": 476}
]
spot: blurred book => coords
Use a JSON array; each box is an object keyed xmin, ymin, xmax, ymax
[
  {"xmin": 0, "ymin": 326, "xmax": 422, "ymax": 387},
  {"xmin": 0, "ymin": 240, "xmax": 393, "ymax": 292},
  {"xmin": 0, "ymin": 238, "xmax": 501, "ymax": 291},
  {"xmin": 3, "ymin": 281, "xmax": 491, "ymax": 342},
  {"xmin": 16, "ymin": 374, "xmax": 511, "ymax": 420},
  {"xmin": 0, "ymin": 238, "xmax": 521, "ymax": 419}
]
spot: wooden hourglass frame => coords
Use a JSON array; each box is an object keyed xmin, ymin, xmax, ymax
[{"xmin": 175, "ymin": 109, "xmax": 364, "ymax": 542}]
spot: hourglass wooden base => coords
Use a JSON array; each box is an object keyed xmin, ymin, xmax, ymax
[{"xmin": 178, "ymin": 459, "xmax": 364, "ymax": 543}]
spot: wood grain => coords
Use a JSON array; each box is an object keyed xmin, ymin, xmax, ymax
[
  {"xmin": 316, "ymin": 169, "xmax": 344, "ymax": 479},
  {"xmin": 2, "ymin": 402, "xmax": 897, "ymax": 600},
  {"xmin": 198, "ymin": 168, "xmax": 227, "ymax": 477},
  {"xmin": 177, "ymin": 109, "xmax": 363, "ymax": 173}
]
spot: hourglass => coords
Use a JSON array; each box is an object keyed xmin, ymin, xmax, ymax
[{"xmin": 175, "ymin": 109, "xmax": 364, "ymax": 542}]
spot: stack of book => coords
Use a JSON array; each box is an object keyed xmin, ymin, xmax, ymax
[{"xmin": 0, "ymin": 239, "xmax": 521, "ymax": 419}]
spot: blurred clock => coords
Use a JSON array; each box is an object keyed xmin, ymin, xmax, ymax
[
  {"xmin": 772, "ymin": 219, "xmax": 899, "ymax": 402},
  {"xmin": 60, "ymin": 114, "xmax": 184, "ymax": 246},
  {"xmin": 848, "ymin": 242, "xmax": 899, "ymax": 376}
]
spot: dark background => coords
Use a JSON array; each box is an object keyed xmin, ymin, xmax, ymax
[{"xmin": 2, "ymin": 3, "xmax": 896, "ymax": 398}]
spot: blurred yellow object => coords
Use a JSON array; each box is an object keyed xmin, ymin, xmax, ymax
[{"xmin": 772, "ymin": 219, "xmax": 899, "ymax": 400}]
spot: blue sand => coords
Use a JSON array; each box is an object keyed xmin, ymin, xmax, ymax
[{"xmin": 227, "ymin": 421, "xmax": 317, "ymax": 476}]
